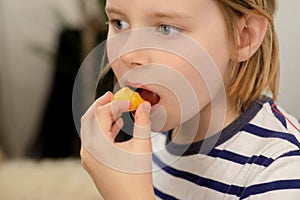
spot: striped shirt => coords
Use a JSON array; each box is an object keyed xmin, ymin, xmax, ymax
[{"xmin": 152, "ymin": 96, "xmax": 300, "ymax": 199}]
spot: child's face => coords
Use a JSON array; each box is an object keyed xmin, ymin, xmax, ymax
[{"xmin": 106, "ymin": 0, "xmax": 231, "ymax": 132}]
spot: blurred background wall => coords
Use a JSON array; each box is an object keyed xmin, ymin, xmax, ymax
[
  {"xmin": 0, "ymin": 0, "xmax": 83, "ymax": 157},
  {"xmin": 0, "ymin": 0, "xmax": 106, "ymax": 158},
  {"xmin": 276, "ymin": 0, "xmax": 300, "ymax": 119},
  {"xmin": 0, "ymin": 0, "xmax": 299, "ymax": 158}
]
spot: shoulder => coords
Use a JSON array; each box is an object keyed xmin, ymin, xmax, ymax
[
  {"xmin": 250, "ymin": 97, "xmax": 300, "ymax": 135},
  {"xmin": 237, "ymin": 97, "xmax": 300, "ymax": 199},
  {"xmin": 241, "ymin": 97, "xmax": 300, "ymax": 155}
]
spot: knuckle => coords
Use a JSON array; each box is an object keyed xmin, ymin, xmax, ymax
[
  {"xmin": 80, "ymin": 114, "xmax": 86, "ymax": 124},
  {"xmin": 80, "ymin": 148, "xmax": 89, "ymax": 170}
]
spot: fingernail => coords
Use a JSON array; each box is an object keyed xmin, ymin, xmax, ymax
[
  {"xmin": 105, "ymin": 91, "xmax": 111, "ymax": 96},
  {"xmin": 143, "ymin": 102, "xmax": 151, "ymax": 114}
]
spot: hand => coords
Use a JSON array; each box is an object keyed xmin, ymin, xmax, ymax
[{"xmin": 80, "ymin": 92, "xmax": 155, "ymax": 199}]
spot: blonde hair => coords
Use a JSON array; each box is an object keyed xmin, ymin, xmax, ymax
[{"xmin": 216, "ymin": 0, "xmax": 280, "ymax": 113}]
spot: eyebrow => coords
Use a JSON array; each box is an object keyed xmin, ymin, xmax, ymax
[
  {"xmin": 105, "ymin": 6, "xmax": 123, "ymax": 16},
  {"xmin": 106, "ymin": 6, "xmax": 191, "ymax": 20},
  {"xmin": 150, "ymin": 10, "xmax": 192, "ymax": 20}
]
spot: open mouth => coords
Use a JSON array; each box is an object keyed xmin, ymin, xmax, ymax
[{"xmin": 128, "ymin": 86, "xmax": 160, "ymax": 106}]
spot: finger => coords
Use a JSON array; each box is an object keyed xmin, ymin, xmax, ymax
[
  {"xmin": 132, "ymin": 101, "xmax": 152, "ymax": 153},
  {"xmin": 94, "ymin": 100, "xmax": 130, "ymax": 130},
  {"xmin": 135, "ymin": 101, "xmax": 151, "ymax": 127},
  {"xmin": 95, "ymin": 91, "xmax": 114, "ymax": 107},
  {"xmin": 111, "ymin": 118, "xmax": 124, "ymax": 138},
  {"xmin": 111, "ymin": 100, "xmax": 131, "ymax": 121},
  {"xmin": 92, "ymin": 100, "xmax": 131, "ymax": 144}
]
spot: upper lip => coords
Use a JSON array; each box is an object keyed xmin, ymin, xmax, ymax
[{"xmin": 124, "ymin": 80, "xmax": 145, "ymax": 90}]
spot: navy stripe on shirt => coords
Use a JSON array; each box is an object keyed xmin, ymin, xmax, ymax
[
  {"xmin": 277, "ymin": 150, "xmax": 300, "ymax": 159},
  {"xmin": 154, "ymin": 187, "xmax": 178, "ymax": 200},
  {"xmin": 208, "ymin": 149, "xmax": 274, "ymax": 167},
  {"xmin": 240, "ymin": 179, "xmax": 300, "ymax": 199},
  {"xmin": 153, "ymin": 154, "xmax": 245, "ymax": 196},
  {"xmin": 154, "ymin": 154, "xmax": 300, "ymax": 198},
  {"xmin": 269, "ymin": 101, "xmax": 287, "ymax": 128},
  {"xmin": 243, "ymin": 124, "xmax": 300, "ymax": 148}
]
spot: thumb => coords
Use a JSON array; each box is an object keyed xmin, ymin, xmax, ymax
[
  {"xmin": 135, "ymin": 101, "xmax": 151, "ymax": 127},
  {"xmin": 132, "ymin": 101, "xmax": 152, "ymax": 152}
]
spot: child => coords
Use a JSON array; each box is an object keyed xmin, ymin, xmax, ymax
[{"xmin": 79, "ymin": 0, "xmax": 300, "ymax": 199}]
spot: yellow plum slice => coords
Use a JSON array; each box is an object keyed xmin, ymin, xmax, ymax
[{"xmin": 113, "ymin": 87, "xmax": 145, "ymax": 111}]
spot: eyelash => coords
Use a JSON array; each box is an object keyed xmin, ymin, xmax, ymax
[
  {"xmin": 107, "ymin": 19, "xmax": 182, "ymax": 37},
  {"xmin": 157, "ymin": 24, "xmax": 181, "ymax": 37},
  {"xmin": 107, "ymin": 19, "xmax": 130, "ymax": 31}
]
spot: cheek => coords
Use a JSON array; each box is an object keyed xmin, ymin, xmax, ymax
[
  {"xmin": 162, "ymin": 56, "xmax": 211, "ymax": 112},
  {"xmin": 201, "ymin": 31, "xmax": 231, "ymax": 81},
  {"xmin": 192, "ymin": 16, "xmax": 231, "ymax": 82},
  {"xmin": 171, "ymin": 55, "xmax": 210, "ymax": 87},
  {"xmin": 110, "ymin": 61, "xmax": 122, "ymax": 79},
  {"xmin": 106, "ymin": 36, "xmax": 127, "ymax": 80},
  {"xmin": 109, "ymin": 58, "xmax": 127, "ymax": 82},
  {"xmin": 208, "ymin": 44, "xmax": 231, "ymax": 79},
  {"xmin": 180, "ymin": 64, "xmax": 211, "ymax": 111}
]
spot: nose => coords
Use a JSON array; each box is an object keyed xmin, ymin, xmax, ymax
[
  {"xmin": 118, "ymin": 31, "xmax": 152, "ymax": 68},
  {"xmin": 120, "ymin": 49, "xmax": 151, "ymax": 68}
]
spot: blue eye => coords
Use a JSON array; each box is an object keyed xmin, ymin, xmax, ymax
[
  {"xmin": 159, "ymin": 25, "xmax": 181, "ymax": 37},
  {"xmin": 110, "ymin": 20, "xmax": 129, "ymax": 31}
]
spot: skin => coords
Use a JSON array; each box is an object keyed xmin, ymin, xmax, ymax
[
  {"xmin": 106, "ymin": 0, "xmax": 237, "ymax": 139},
  {"xmin": 80, "ymin": 0, "xmax": 269, "ymax": 199}
]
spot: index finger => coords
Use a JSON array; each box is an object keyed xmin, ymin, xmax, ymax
[{"xmin": 95, "ymin": 91, "xmax": 114, "ymax": 107}]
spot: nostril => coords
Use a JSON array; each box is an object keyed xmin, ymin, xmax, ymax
[
  {"xmin": 119, "ymin": 49, "xmax": 151, "ymax": 68},
  {"xmin": 119, "ymin": 53, "xmax": 141, "ymax": 68},
  {"xmin": 130, "ymin": 62, "xmax": 142, "ymax": 67}
]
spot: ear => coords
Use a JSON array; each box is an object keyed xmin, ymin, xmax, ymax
[{"xmin": 237, "ymin": 15, "xmax": 268, "ymax": 62}]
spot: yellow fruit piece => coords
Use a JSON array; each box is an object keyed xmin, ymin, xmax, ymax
[{"xmin": 113, "ymin": 87, "xmax": 145, "ymax": 111}]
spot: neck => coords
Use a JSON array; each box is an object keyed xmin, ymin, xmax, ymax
[{"xmin": 171, "ymin": 95, "xmax": 239, "ymax": 144}]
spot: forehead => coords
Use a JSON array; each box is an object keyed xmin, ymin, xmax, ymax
[{"xmin": 105, "ymin": 0, "xmax": 220, "ymax": 18}]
